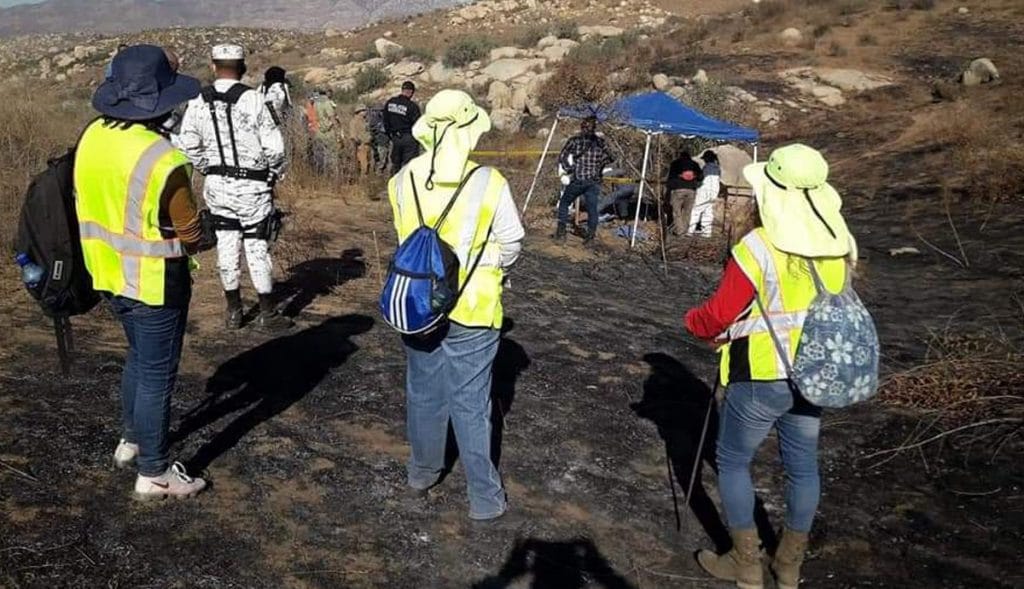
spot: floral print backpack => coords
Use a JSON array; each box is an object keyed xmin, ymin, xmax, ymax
[{"xmin": 757, "ymin": 261, "xmax": 880, "ymax": 408}]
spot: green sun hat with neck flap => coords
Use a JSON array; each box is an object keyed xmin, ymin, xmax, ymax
[{"xmin": 742, "ymin": 143, "xmax": 855, "ymax": 259}]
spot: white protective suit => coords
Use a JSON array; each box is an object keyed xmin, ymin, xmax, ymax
[
  {"xmin": 178, "ymin": 78, "xmax": 288, "ymax": 294},
  {"xmin": 260, "ymin": 81, "xmax": 291, "ymax": 123},
  {"xmin": 689, "ymin": 161, "xmax": 721, "ymax": 237}
]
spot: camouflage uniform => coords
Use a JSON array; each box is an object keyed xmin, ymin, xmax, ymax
[{"xmin": 178, "ymin": 79, "xmax": 287, "ymax": 295}]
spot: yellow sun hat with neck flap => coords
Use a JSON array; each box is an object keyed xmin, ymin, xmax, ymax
[
  {"xmin": 410, "ymin": 89, "xmax": 492, "ymax": 190},
  {"xmin": 742, "ymin": 143, "xmax": 855, "ymax": 259}
]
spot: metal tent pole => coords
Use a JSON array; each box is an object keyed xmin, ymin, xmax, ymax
[
  {"xmin": 630, "ymin": 132, "xmax": 654, "ymax": 248},
  {"xmin": 521, "ymin": 117, "xmax": 560, "ymax": 214}
]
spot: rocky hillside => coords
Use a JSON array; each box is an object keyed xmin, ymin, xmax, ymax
[
  {"xmin": 0, "ymin": 0, "xmax": 465, "ymax": 36},
  {"xmin": 0, "ymin": 0, "xmax": 1013, "ymax": 143}
]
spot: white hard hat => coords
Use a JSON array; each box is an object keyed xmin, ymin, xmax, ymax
[{"xmin": 212, "ymin": 44, "xmax": 245, "ymax": 60}]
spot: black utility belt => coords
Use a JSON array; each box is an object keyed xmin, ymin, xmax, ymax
[{"xmin": 205, "ymin": 166, "xmax": 271, "ymax": 182}]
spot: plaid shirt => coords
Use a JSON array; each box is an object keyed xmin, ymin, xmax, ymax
[{"xmin": 558, "ymin": 134, "xmax": 614, "ymax": 182}]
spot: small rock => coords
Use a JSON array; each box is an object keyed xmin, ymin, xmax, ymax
[
  {"xmin": 957, "ymin": 6, "xmax": 969, "ymax": 14},
  {"xmin": 383, "ymin": 30, "xmax": 394, "ymax": 38},
  {"xmin": 652, "ymin": 73, "xmax": 671, "ymax": 90},
  {"xmin": 812, "ymin": 85, "xmax": 845, "ymax": 106},
  {"xmin": 390, "ymin": 61, "xmax": 424, "ymax": 78},
  {"xmin": 693, "ymin": 69, "xmax": 709, "ymax": 85},
  {"xmin": 490, "ymin": 109, "xmax": 524, "ymax": 133},
  {"xmin": 757, "ymin": 106, "xmax": 781, "ymax": 123},
  {"xmin": 960, "ymin": 57, "xmax": 1000, "ymax": 86},
  {"xmin": 779, "ymin": 27, "xmax": 803, "ymax": 48},
  {"xmin": 889, "ymin": 247, "xmax": 921, "ymax": 257}
]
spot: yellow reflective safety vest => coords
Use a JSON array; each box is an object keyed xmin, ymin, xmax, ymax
[
  {"xmin": 74, "ymin": 120, "xmax": 191, "ymax": 306},
  {"xmin": 720, "ymin": 227, "xmax": 848, "ymax": 385},
  {"xmin": 388, "ymin": 163, "xmax": 507, "ymax": 329}
]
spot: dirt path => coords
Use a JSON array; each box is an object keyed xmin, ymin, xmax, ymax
[{"xmin": 1, "ymin": 183, "xmax": 1021, "ymax": 588}]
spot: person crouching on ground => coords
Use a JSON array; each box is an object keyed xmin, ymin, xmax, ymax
[
  {"xmin": 552, "ymin": 117, "xmax": 615, "ymax": 244},
  {"xmin": 76, "ymin": 45, "xmax": 216, "ymax": 499},
  {"xmin": 388, "ymin": 90, "xmax": 525, "ymax": 521},
  {"xmin": 684, "ymin": 144, "xmax": 858, "ymax": 589}
]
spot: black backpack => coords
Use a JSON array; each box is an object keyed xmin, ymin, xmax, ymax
[{"xmin": 14, "ymin": 134, "xmax": 100, "ymax": 373}]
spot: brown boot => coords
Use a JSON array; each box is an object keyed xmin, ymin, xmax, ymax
[
  {"xmin": 770, "ymin": 528, "xmax": 809, "ymax": 589},
  {"xmin": 697, "ymin": 528, "xmax": 763, "ymax": 589}
]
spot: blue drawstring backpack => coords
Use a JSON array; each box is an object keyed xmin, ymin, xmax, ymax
[{"xmin": 380, "ymin": 166, "xmax": 487, "ymax": 335}]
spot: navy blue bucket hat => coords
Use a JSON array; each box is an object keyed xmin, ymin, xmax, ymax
[{"xmin": 92, "ymin": 44, "xmax": 200, "ymax": 121}]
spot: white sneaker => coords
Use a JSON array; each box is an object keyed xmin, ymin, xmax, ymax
[
  {"xmin": 134, "ymin": 462, "xmax": 207, "ymax": 501},
  {"xmin": 113, "ymin": 439, "xmax": 139, "ymax": 469}
]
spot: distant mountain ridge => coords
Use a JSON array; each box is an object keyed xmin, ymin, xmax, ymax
[{"xmin": 0, "ymin": 0, "xmax": 466, "ymax": 36}]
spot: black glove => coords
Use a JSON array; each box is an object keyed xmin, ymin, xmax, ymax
[{"xmin": 197, "ymin": 209, "xmax": 219, "ymax": 252}]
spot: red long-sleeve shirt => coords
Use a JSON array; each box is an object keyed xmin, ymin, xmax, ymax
[{"xmin": 685, "ymin": 258, "xmax": 756, "ymax": 341}]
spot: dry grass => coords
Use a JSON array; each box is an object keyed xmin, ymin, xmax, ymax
[
  {"xmin": 923, "ymin": 103, "xmax": 1024, "ymax": 203},
  {"xmin": 0, "ymin": 86, "xmax": 92, "ymax": 279}
]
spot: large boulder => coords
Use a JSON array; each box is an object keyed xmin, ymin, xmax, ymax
[
  {"xmin": 487, "ymin": 80, "xmax": 513, "ymax": 111},
  {"xmin": 541, "ymin": 42, "xmax": 575, "ymax": 62},
  {"xmin": 304, "ymin": 67, "xmax": 330, "ymax": 85},
  {"xmin": 708, "ymin": 144, "xmax": 754, "ymax": 188},
  {"xmin": 779, "ymin": 27, "xmax": 803, "ymax": 48},
  {"xmin": 960, "ymin": 57, "xmax": 1000, "ymax": 86},
  {"xmin": 812, "ymin": 85, "xmax": 846, "ymax": 106},
  {"xmin": 578, "ymin": 25, "xmax": 624, "ymax": 38},
  {"xmin": 490, "ymin": 46, "xmax": 524, "ymax": 61},
  {"xmin": 814, "ymin": 68, "xmax": 893, "ymax": 92},
  {"xmin": 390, "ymin": 61, "xmax": 424, "ymax": 78},
  {"xmin": 426, "ymin": 61, "xmax": 454, "ymax": 84},
  {"xmin": 481, "ymin": 58, "xmax": 543, "ymax": 82},
  {"xmin": 537, "ymin": 35, "xmax": 560, "ymax": 49},
  {"xmin": 374, "ymin": 38, "xmax": 404, "ymax": 59},
  {"xmin": 490, "ymin": 109, "xmax": 524, "ymax": 133}
]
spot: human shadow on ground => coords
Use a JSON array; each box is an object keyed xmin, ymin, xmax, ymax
[
  {"xmin": 172, "ymin": 314, "xmax": 374, "ymax": 472},
  {"xmin": 472, "ymin": 537, "xmax": 635, "ymax": 589},
  {"xmin": 437, "ymin": 318, "xmax": 530, "ymax": 481},
  {"xmin": 276, "ymin": 249, "xmax": 367, "ymax": 318},
  {"xmin": 631, "ymin": 352, "xmax": 777, "ymax": 554}
]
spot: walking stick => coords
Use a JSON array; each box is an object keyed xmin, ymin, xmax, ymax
[{"xmin": 685, "ymin": 373, "xmax": 720, "ymax": 510}]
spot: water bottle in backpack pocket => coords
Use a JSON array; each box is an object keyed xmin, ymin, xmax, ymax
[{"xmin": 380, "ymin": 167, "xmax": 486, "ymax": 335}]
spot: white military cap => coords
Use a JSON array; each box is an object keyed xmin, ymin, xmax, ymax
[{"xmin": 211, "ymin": 44, "xmax": 245, "ymax": 60}]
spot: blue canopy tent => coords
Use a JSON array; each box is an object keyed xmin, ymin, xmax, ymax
[{"xmin": 523, "ymin": 91, "xmax": 759, "ymax": 247}]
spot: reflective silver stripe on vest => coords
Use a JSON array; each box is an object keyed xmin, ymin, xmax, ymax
[
  {"xmin": 743, "ymin": 231, "xmax": 783, "ymax": 312},
  {"xmin": 729, "ymin": 310, "xmax": 807, "ymax": 339},
  {"xmin": 454, "ymin": 168, "xmax": 495, "ymax": 269},
  {"xmin": 124, "ymin": 140, "xmax": 176, "ymax": 238},
  {"xmin": 121, "ymin": 255, "xmax": 142, "ymax": 300},
  {"xmin": 394, "ymin": 172, "xmax": 405, "ymax": 218},
  {"xmin": 79, "ymin": 222, "xmax": 185, "ymax": 258}
]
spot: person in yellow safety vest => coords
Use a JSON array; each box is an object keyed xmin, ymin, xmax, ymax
[
  {"xmin": 75, "ymin": 45, "xmax": 216, "ymax": 500},
  {"xmin": 684, "ymin": 144, "xmax": 858, "ymax": 589},
  {"xmin": 388, "ymin": 89, "xmax": 525, "ymax": 521}
]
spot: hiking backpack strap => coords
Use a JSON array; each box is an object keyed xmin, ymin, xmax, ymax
[
  {"xmin": 200, "ymin": 84, "xmax": 271, "ymax": 182},
  {"xmin": 407, "ymin": 166, "xmax": 492, "ymax": 297}
]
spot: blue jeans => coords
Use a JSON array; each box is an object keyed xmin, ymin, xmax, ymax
[
  {"xmin": 557, "ymin": 179, "xmax": 602, "ymax": 236},
  {"xmin": 403, "ymin": 323, "xmax": 506, "ymax": 519},
  {"xmin": 717, "ymin": 381, "xmax": 821, "ymax": 533},
  {"xmin": 107, "ymin": 295, "xmax": 189, "ymax": 476}
]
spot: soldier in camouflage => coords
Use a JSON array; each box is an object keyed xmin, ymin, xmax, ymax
[{"xmin": 178, "ymin": 44, "xmax": 292, "ymax": 331}]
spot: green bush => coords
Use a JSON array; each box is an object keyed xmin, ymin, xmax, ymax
[
  {"xmin": 515, "ymin": 25, "xmax": 547, "ymax": 48},
  {"xmin": 354, "ymin": 65, "xmax": 388, "ymax": 95},
  {"xmin": 857, "ymin": 32, "xmax": 878, "ymax": 46},
  {"xmin": 552, "ymin": 20, "xmax": 580, "ymax": 41},
  {"xmin": 399, "ymin": 46, "xmax": 435, "ymax": 62},
  {"xmin": 443, "ymin": 36, "xmax": 496, "ymax": 68}
]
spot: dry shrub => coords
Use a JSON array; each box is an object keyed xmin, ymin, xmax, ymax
[
  {"xmin": 881, "ymin": 333, "xmax": 1024, "ymax": 412},
  {"xmin": 537, "ymin": 60, "xmax": 613, "ymax": 114},
  {"xmin": 927, "ymin": 104, "xmax": 1024, "ymax": 203}
]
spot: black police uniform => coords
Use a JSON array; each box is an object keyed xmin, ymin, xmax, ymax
[{"xmin": 383, "ymin": 94, "xmax": 422, "ymax": 174}]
